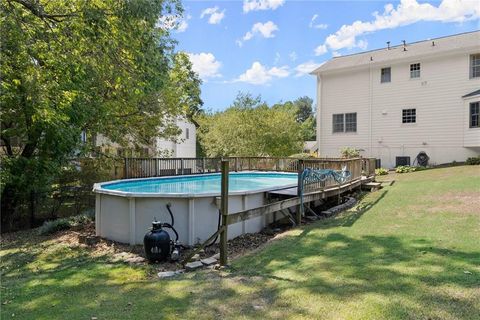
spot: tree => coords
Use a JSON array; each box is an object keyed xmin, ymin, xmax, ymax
[
  {"xmin": 0, "ymin": 0, "xmax": 184, "ymax": 229},
  {"xmin": 197, "ymin": 92, "xmax": 304, "ymax": 157},
  {"xmin": 294, "ymin": 96, "xmax": 314, "ymax": 123},
  {"xmin": 163, "ymin": 52, "xmax": 203, "ymax": 128}
]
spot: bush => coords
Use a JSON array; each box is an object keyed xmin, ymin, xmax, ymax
[
  {"xmin": 38, "ymin": 218, "xmax": 71, "ymax": 235},
  {"xmin": 466, "ymin": 156, "xmax": 480, "ymax": 165},
  {"xmin": 395, "ymin": 166, "xmax": 427, "ymax": 173},
  {"xmin": 375, "ymin": 168, "xmax": 389, "ymax": 175},
  {"xmin": 340, "ymin": 147, "xmax": 360, "ymax": 159},
  {"xmin": 38, "ymin": 213, "xmax": 94, "ymax": 235}
]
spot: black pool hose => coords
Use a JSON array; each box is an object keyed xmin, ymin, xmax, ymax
[
  {"xmin": 161, "ymin": 222, "xmax": 179, "ymax": 242},
  {"xmin": 166, "ymin": 203, "xmax": 175, "ymax": 226},
  {"xmin": 205, "ymin": 209, "xmax": 222, "ymax": 248}
]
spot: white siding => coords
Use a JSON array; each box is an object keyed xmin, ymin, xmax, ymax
[{"xmin": 317, "ymin": 50, "xmax": 480, "ymax": 168}]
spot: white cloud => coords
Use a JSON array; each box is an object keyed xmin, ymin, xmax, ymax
[
  {"xmin": 200, "ymin": 6, "xmax": 225, "ymax": 24},
  {"xmin": 316, "ymin": 0, "xmax": 480, "ymax": 53},
  {"xmin": 294, "ymin": 61, "xmax": 324, "ymax": 77},
  {"xmin": 187, "ymin": 53, "xmax": 222, "ymax": 80},
  {"xmin": 240, "ymin": 21, "xmax": 279, "ymax": 45},
  {"xmin": 309, "ymin": 14, "xmax": 328, "ymax": 29},
  {"xmin": 274, "ymin": 52, "xmax": 281, "ymax": 64},
  {"xmin": 234, "ymin": 62, "xmax": 289, "ymax": 85},
  {"xmin": 314, "ymin": 44, "xmax": 327, "ymax": 56},
  {"xmin": 157, "ymin": 14, "xmax": 191, "ymax": 33},
  {"xmin": 243, "ymin": 0, "xmax": 285, "ymax": 13},
  {"xmin": 289, "ymin": 51, "xmax": 298, "ymax": 62},
  {"xmin": 332, "ymin": 51, "xmax": 342, "ymax": 57}
]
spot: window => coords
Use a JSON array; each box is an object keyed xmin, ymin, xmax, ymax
[
  {"xmin": 332, "ymin": 113, "xmax": 357, "ymax": 133},
  {"xmin": 381, "ymin": 67, "xmax": 391, "ymax": 83},
  {"xmin": 332, "ymin": 114, "xmax": 344, "ymax": 133},
  {"xmin": 410, "ymin": 63, "xmax": 420, "ymax": 78},
  {"xmin": 470, "ymin": 54, "xmax": 480, "ymax": 79},
  {"xmin": 470, "ymin": 102, "xmax": 479, "ymax": 128},
  {"xmin": 402, "ymin": 108, "xmax": 416, "ymax": 123},
  {"xmin": 345, "ymin": 113, "xmax": 357, "ymax": 132},
  {"xmin": 185, "ymin": 128, "xmax": 190, "ymax": 139}
]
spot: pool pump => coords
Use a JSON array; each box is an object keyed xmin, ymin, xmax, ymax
[{"xmin": 143, "ymin": 204, "xmax": 180, "ymax": 263}]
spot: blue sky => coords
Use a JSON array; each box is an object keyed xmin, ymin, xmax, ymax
[{"xmin": 168, "ymin": 0, "xmax": 480, "ymax": 111}]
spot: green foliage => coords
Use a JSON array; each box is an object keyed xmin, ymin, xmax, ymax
[
  {"xmin": 37, "ymin": 212, "xmax": 94, "ymax": 235},
  {"xmin": 395, "ymin": 165, "xmax": 427, "ymax": 173},
  {"xmin": 197, "ymin": 92, "xmax": 304, "ymax": 157},
  {"xmin": 465, "ymin": 156, "xmax": 480, "ymax": 165},
  {"xmin": 37, "ymin": 218, "xmax": 71, "ymax": 235},
  {"xmin": 0, "ymin": 0, "xmax": 196, "ymax": 228},
  {"xmin": 340, "ymin": 147, "xmax": 360, "ymax": 159},
  {"xmin": 375, "ymin": 168, "xmax": 389, "ymax": 175},
  {"xmin": 273, "ymin": 96, "xmax": 316, "ymax": 140}
]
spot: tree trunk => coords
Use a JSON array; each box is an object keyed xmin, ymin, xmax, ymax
[{"xmin": 1, "ymin": 184, "xmax": 18, "ymax": 232}]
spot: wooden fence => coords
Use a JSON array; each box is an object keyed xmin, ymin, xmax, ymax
[{"xmin": 123, "ymin": 157, "xmax": 376, "ymax": 179}]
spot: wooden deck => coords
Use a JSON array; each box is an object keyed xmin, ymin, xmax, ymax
[{"xmin": 226, "ymin": 175, "xmax": 374, "ymax": 225}]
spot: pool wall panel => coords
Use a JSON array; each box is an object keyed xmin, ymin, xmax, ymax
[{"xmin": 99, "ymin": 195, "xmax": 129, "ymax": 244}]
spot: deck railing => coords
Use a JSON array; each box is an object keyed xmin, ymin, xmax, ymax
[{"xmin": 123, "ymin": 157, "xmax": 376, "ymax": 180}]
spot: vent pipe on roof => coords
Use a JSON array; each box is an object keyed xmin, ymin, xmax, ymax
[
  {"xmin": 432, "ymin": 41, "xmax": 435, "ymax": 46},
  {"xmin": 387, "ymin": 41, "xmax": 390, "ymax": 50},
  {"xmin": 370, "ymin": 56, "xmax": 373, "ymax": 61},
  {"xmin": 402, "ymin": 40, "xmax": 407, "ymax": 51}
]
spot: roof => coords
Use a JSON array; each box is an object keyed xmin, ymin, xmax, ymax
[
  {"xmin": 462, "ymin": 89, "xmax": 480, "ymax": 98},
  {"xmin": 312, "ymin": 31, "xmax": 480, "ymax": 74}
]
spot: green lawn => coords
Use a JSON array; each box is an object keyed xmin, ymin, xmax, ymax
[{"xmin": 1, "ymin": 166, "xmax": 479, "ymax": 319}]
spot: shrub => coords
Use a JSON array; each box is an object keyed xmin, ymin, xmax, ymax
[
  {"xmin": 38, "ymin": 213, "xmax": 94, "ymax": 235},
  {"xmin": 375, "ymin": 168, "xmax": 389, "ymax": 175},
  {"xmin": 340, "ymin": 147, "xmax": 360, "ymax": 159},
  {"xmin": 289, "ymin": 152, "xmax": 317, "ymax": 159},
  {"xmin": 466, "ymin": 156, "xmax": 480, "ymax": 165},
  {"xmin": 395, "ymin": 166, "xmax": 427, "ymax": 173},
  {"xmin": 38, "ymin": 218, "xmax": 71, "ymax": 235}
]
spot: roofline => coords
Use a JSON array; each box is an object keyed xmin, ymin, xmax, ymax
[{"xmin": 310, "ymin": 29, "xmax": 480, "ymax": 75}]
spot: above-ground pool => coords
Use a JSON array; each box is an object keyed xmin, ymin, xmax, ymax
[
  {"xmin": 94, "ymin": 172, "xmax": 298, "ymax": 245},
  {"xmin": 99, "ymin": 172, "xmax": 298, "ymax": 196}
]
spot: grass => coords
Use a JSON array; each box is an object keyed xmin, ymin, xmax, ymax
[{"xmin": 1, "ymin": 166, "xmax": 479, "ymax": 319}]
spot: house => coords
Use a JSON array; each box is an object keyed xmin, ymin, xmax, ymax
[
  {"xmin": 311, "ymin": 31, "xmax": 480, "ymax": 168},
  {"xmin": 303, "ymin": 141, "xmax": 319, "ymax": 154},
  {"xmin": 95, "ymin": 118, "xmax": 196, "ymax": 158}
]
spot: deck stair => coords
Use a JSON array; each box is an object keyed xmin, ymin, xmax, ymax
[{"xmin": 363, "ymin": 182, "xmax": 382, "ymax": 191}]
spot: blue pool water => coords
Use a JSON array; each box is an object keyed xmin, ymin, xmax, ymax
[{"xmin": 101, "ymin": 172, "xmax": 298, "ymax": 194}]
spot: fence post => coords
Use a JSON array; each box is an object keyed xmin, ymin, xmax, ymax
[
  {"xmin": 180, "ymin": 158, "xmax": 184, "ymax": 175},
  {"xmin": 220, "ymin": 160, "xmax": 229, "ymax": 266},
  {"xmin": 296, "ymin": 159, "xmax": 304, "ymax": 225},
  {"xmin": 124, "ymin": 158, "xmax": 128, "ymax": 178}
]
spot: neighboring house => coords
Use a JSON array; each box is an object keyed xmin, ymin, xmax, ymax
[
  {"xmin": 95, "ymin": 118, "xmax": 196, "ymax": 158},
  {"xmin": 155, "ymin": 118, "xmax": 196, "ymax": 158},
  {"xmin": 312, "ymin": 31, "xmax": 480, "ymax": 168},
  {"xmin": 303, "ymin": 141, "xmax": 319, "ymax": 154}
]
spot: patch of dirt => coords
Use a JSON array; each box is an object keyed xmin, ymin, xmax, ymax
[{"xmin": 423, "ymin": 192, "xmax": 480, "ymax": 215}]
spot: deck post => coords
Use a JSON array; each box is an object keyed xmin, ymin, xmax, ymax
[
  {"xmin": 220, "ymin": 160, "xmax": 229, "ymax": 266},
  {"xmin": 124, "ymin": 158, "xmax": 128, "ymax": 178},
  {"xmin": 296, "ymin": 159, "xmax": 304, "ymax": 225},
  {"xmin": 180, "ymin": 158, "xmax": 184, "ymax": 175}
]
